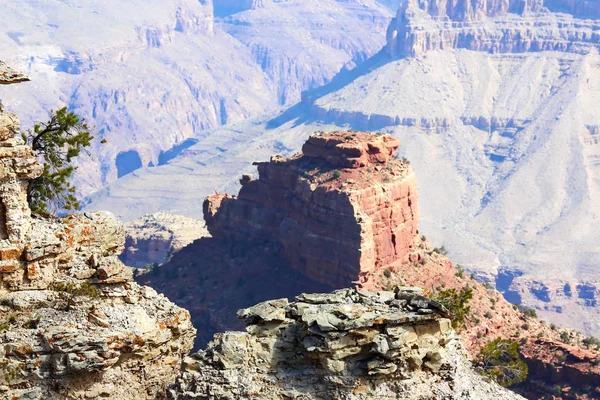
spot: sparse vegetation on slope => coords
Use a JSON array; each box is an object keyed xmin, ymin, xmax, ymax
[{"xmin": 476, "ymin": 338, "xmax": 528, "ymax": 387}]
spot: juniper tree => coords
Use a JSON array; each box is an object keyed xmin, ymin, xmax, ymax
[
  {"xmin": 22, "ymin": 107, "xmax": 93, "ymax": 214},
  {"xmin": 476, "ymin": 338, "xmax": 528, "ymax": 387}
]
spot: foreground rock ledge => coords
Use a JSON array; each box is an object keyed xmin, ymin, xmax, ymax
[
  {"xmin": 0, "ymin": 79, "xmax": 195, "ymax": 399},
  {"xmin": 168, "ymin": 288, "xmax": 524, "ymax": 400}
]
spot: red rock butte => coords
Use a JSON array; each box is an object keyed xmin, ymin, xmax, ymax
[{"xmin": 204, "ymin": 131, "xmax": 420, "ymax": 288}]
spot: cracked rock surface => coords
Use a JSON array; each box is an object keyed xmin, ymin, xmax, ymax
[{"xmin": 169, "ymin": 288, "xmax": 524, "ymax": 400}]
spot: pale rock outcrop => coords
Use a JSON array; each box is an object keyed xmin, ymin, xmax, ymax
[
  {"xmin": 0, "ymin": 69, "xmax": 195, "ymax": 399},
  {"xmin": 386, "ymin": 0, "xmax": 600, "ymax": 58},
  {"xmin": 204, "ymin": 132, "xmax": 419, "ymax": 288},
  {"xmin": 122, "ymin": 212, "xmax": 208, "ymax": 269},
  {"xmin": 0, "ymin": 62, "xmax": 30, "ymax": 85},
  {"xmin": 168, "ymin": 288, "xmax": 524, "ymax": 400}
]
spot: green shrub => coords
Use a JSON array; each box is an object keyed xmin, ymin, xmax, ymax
[
  {"xmin": 560, "ymin": 331, "xmax": 571, "ymax": 344},
  {"xmin": 583, "ymin": 336, "xmax": 600, "ymax": 349},
  {"xmin": 432, "ymin": 246, "xmax": 448, "ymax": 255},
  {"xmin": 522, "ymin": 307, "xmax": 537, "ymax": 319},
  {"xmin": 455, "ymin": 265, "xmax": 465, "ymax": 279},
  {"xmin": 50, "ymin": 281, "xmax": 101, "ymax": 299},
  {"xmin": 476, "ymin": 338, "xmax": 528, "ymax": 387},
  {"xmin": 331, "ymin": 170, "xmax": 342, "ymax": 180},
  {"xmin": 24, "ymin": 315, "xmax": 41, "ymax": 329},
  {"xmin": 550, "ymin": 385, "xmax": 562, "ymax": 396},
  {"xmin": 1, "ymin": 363, "xmax": 23, "ymax": 384},
  {"xmin": 484, "ymin": 311, "xmax": 493, "ymax": 319},
  {"xmin": 383, "ymin": 269, "xmax": 392, "ymax": 278},
  {"xmin": 433, "ymin": 287, "xmax": 473, "ymax": 329}
]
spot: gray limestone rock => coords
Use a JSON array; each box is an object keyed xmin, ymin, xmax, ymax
[{"xmin": 168, "ymin": 288, "xmax": 525, "ymax": 400}]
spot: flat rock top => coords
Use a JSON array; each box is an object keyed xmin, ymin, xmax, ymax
[
  {"xmin": 0, "ymin": 61, "xmax": 29, "ymax": 85},
  {"xmin": 259, "ymin": 131, "xmax": 411, "ymax": 191},
  {"xmin": 237, "ymin": 287, "xmax": 449, "ymax": 332}
]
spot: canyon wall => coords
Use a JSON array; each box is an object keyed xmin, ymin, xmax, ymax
[
  {"xmin": 386, "ymin": 0, "xmax": 600, "ymax": 58},
  {"xmin": 3, "ymin": 0, "xmax": 395, "ymax": 196},
  {"xmin": 0, "ymin": 68, "xmax": 195, "ymax": 400},
  {"xmin": 545, "ymin": 0, "xmax": 600, "ymax": 18},
  {"xmin": 204, "ymin": 132, "xmax": 419, "ymax": 288}
]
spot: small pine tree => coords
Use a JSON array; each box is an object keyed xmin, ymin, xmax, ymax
[
  {"xmin": 433, "ymin": 287, "xmax": 473, "ymax": 329},
  {"xmin": 477, "ymin": 338, "xmax": 528, "ymax": 387},
  {"xmin": 22, "ymin": 107, "xmax": 93, "ymax": 214}
]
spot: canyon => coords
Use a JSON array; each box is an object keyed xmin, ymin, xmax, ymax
[
  {"xmin": 141, "ymin": 131, "xmax": 600, "ymax": 398},
  {"xmin": 1, "ymin": 0, "xmax": 397, "ymax": 196},
  {"xmin": 0, "ymin": 75, "xmax": 526, "ymax": 398},
  {"xmin": 86, "ymin": 0, "xmax": 600, "ymax": 340}
]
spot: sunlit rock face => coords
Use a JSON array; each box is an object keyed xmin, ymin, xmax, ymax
[
  {"xmin": 204, "ymin": 132, "xmax": 419, "ymax": 288},
  {"xmin": 385, "ymin": 0, "xmax": 600, "ymax": 58},
  {"xmin": 168, "ymin": 288, "xmax": 525, "ymax": 400},
  {"xmin": 0, "ymin": 72, "xmax": 195, "ymax": 399}
]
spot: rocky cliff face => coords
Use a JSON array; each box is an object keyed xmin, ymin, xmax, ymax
[
  {"xmin": 0, "ymin": 72, "xmax": 195, "ymax": 399},
  {"xmin": 121, "ymin": 212, "xmax": 208, "ymax": 269},
  {"xmin": 204, "ymin": 132, "xmax": 418, "ymax": 288},
  {"xmin": 0, "ymin": 62, "xmax": 30, "ymax": 85},
  {"xmin": 386, "ymin": 0, "xmax": 600, "ymax": 58},
  {"xmin": 168, "ymin": 288, "xmax": 524, "ymax": 400}
]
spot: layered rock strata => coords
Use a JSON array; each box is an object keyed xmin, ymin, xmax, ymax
[
  {"xmin": 386, "ymin": 0, "xmax": 600, "ymax": 58},
  {"xmin": 168, "ymin": 288, "xmax": 524, "ymax": 400},
  {"xmin": 204, "ymin": 132, "xmax": 419, "ymax": 288},
  {"xmin": 0, "ymin": 70, "xmax": 195, "ymax": 399}
]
